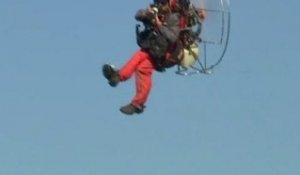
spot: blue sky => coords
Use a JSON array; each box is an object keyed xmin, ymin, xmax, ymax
[{"xmin": 0, "ymin": 0, "xmax": 299, "ymax": 175}]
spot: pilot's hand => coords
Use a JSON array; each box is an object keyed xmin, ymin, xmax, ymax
[
  {"xmin": 198, "ymin": 10, "xmax": 207, "ymax": 21},
  {"xmin": 155, "ymin": 15, "xmax": 162, "ymax": 27}
]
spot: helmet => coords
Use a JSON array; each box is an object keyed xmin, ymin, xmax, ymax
[
  {"xmin": 177, "ymin": 0, "xmax": 190, "ymax": 10},
  {"xmin": 153, "ymin": 0, "xmax": 169, "ymax": 4},
  {"xmin": 153, "ymin": 0, "xmax": 190, "ymax": 12},
  {"xmin": 167, "ymin": 0, "xmax": 190, "ymax": 11}
]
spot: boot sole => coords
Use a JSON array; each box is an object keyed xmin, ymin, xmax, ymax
[{"xmin": 102, "ymin": 64, "xmax": 113, "ymax": 80}]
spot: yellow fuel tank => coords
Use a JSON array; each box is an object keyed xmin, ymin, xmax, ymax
[{"xmin": 180, "ymin": 43, "xmax": 200, "ymax": 68}]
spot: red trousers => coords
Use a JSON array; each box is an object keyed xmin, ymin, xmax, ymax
[{"xmin": 118, "ymin": 50, "xmax": 155, "ymax": 106}]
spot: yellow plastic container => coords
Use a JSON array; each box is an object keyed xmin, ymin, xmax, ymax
[{"xmin": 180, "ymin": 43, "xmax": 200, "ymax": 68}]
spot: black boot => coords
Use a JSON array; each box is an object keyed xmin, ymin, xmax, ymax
[
  {"xmin": 102, "ymin": 64, "xmax": 120, "ymax": 87},
  {"xmin": 120, "ymin": 104, "xmax": 144, "ymax": 115}
]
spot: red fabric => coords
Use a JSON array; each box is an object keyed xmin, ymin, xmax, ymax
[
  {"xmin": 179, "ymin": 16, "xmax": 187, "ymax": 29},
  {"xmin": 170, "ymin": 0, "xmax": 177, "ymax": 7},
  {"xmin": 118, "ymin": 50, "xmax": 155, "ymax": 106}
]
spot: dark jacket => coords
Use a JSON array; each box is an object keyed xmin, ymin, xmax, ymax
[{"xmin": 135, "ymin": 9, "xmax": 181, "ymax": 68}]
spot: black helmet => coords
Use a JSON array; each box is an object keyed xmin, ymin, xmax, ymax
[
  {"xmin": 177, "ymin": 0, "xmax": 190, "ymax": 9},
  {"xmin": 153, "ymin": 0, "xmax": 169, "ymax": 4}
]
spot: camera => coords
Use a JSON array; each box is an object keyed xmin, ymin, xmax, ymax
[{"xmin": 136, "ymin": 7, "xmax": 159, "ymax": 26}]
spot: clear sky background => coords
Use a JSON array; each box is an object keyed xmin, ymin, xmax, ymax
[{"xmin": 0, "ymin": 0, "xmax": 299, "ymax": 175}]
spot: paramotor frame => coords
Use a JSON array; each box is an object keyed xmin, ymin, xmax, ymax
[{"xmin": 176, "ymin": 0, "xmax": 231, "ymax": 76}]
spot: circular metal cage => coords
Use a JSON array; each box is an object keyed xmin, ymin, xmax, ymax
[{"xmin": 176, "ymin": 0, "xmax": 231, "ymax": 76}]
